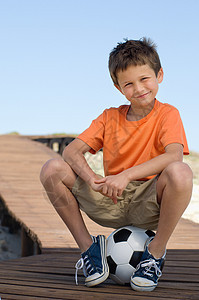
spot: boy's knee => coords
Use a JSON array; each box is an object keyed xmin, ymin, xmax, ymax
[
  {"xmin": 40, "ymin": 159, "xmax": 64, "ymax": 184},
  {"xmin": 165, "ymin": 161, "xmax": 193, "ymax": 190},
  {"xmin": 40, "ymin": 158, "xmax": 76, "ymax": 190}
]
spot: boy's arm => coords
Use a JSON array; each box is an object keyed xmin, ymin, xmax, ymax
[
  {"xmin": 95, "ymin": 143, "xmax": 183, "ymax": 203},
  {"xmin": 62, "ymin": 138, "xmax": 104, "ymax": 190},
  {"xmin": 125, "ymin": 143, "xmax": 183, "ymax": 181}
]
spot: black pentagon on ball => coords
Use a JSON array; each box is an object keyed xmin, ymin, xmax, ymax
[
  {"xmin": 113, "ymin": 228, "xmax": 132, "ymax": 243},
  {"xmin": 129, "ymin": 251, "xmax": 143, "ymax": 268},
  {"xmin": 145, "ymin": 229, "xmax": 155, "ymax": 238},
  {"xmin": 107, "ymin": 255, "xmax": 117, "ymax": 274}
]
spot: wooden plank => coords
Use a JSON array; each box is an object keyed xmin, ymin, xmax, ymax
[
  {"xmin": 0, "ymin": 276, "xmax": 198, "ymax": 300},
  {"xmin": 0, "ymin": 282, "xmax": 198, "ymax": 300},
  {"xmin": 1, "ymin": 258, "xmax": 198, "ymax": 277},
  {"xmin": 0, "ymin": 268, "xmax": 198, "ymax": 290},
  {"xmin": 0, "ymin": 294, "xmax": 51, "ymax": 300}
]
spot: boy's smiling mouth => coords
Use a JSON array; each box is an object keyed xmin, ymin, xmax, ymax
[{"xmin": 136, "ymin": 91, "xmax": 151, "ymax": 99}]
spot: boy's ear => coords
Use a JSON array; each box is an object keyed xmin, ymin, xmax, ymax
[
  {"xmin": 157, "ymin": 68, "xmax": 164, "ymax": 83},
  {"xmin": 114, "ymin": 84, "xmax": 124, "ymax": 95}
]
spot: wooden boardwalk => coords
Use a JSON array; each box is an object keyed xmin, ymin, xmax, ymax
[
  {"xmin": 0, "ymin": 135, "xmax": 198, "ymax": 299},
  {"xmin": 0, "ymin": 134, "xmax": 89, "ymax": 253},
  {"xmin": 0, "ymin": 249, "xmax": 198, "ymax": 299}
]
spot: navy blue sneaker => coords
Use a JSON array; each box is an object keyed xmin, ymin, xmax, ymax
[
  {"xmin": 130, "ymin": 240, "xmax": 166, "ymax": 292},
  {"xmin": 75, "ymin": 235, "xmax": 109, "ymax": 287}
]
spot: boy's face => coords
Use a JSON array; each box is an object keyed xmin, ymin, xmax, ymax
[{"xmin": 115, "ymin": 64, "xmax": 163, "ymax": 109}]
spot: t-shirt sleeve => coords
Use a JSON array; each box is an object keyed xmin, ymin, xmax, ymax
[
  {"xmin": 158, "ymin": 107, "xmax": 189, "ymax": 155},
  {"xmin": 77, "ymin": 111, "xmax": 106, "ymax": 154}
]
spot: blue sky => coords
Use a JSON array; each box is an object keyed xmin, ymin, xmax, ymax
[{"xmin": 0, "ymin": 0, "xmax": 199, "ymax": 152}]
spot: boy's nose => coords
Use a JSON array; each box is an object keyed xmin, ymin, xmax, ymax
[{"xmin": 134, "ymin": 82, "xmax": 144, "ymax": 95}]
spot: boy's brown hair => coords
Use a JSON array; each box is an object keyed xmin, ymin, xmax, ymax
[{"xmin": 109, "ymin": 37, "xmax": 162, "ymax": 86}]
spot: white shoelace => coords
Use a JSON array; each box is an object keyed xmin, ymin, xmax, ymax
[
  {"xmin": 141, "ymin": 258, "xmax": 162, "ymax": 278},
  {"xmin": 75, "ymin": 236, "xmax": 97, "ymax": 285},
  {"xmin": 75, "ymin": 255, "xmax": 95, "ymax": 285},
  {"xmin": 75, "ymin": 258, "xmax": 87, "ymax": 285}
]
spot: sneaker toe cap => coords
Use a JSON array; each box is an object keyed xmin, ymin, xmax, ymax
[{"xmin": 131, "ymin": 276, "xmax": 156, "ymax": 289}]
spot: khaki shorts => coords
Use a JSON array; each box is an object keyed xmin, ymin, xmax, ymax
[{"xmin": 72, "ymin": 176, "xmax": 160, "ymax": 231}]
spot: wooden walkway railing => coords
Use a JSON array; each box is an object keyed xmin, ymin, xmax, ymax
[
  {"xmin": 0, "ymin": 134, "xmax": 198, "ymax": 299},
  {"xmin": 28, "ymin": 134, "xmax": 76, "ymax": 155}
]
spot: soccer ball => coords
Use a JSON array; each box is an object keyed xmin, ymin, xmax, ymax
[{"xmin": 106, "ymin": 226, "xmax": 155, "ymax": 285}]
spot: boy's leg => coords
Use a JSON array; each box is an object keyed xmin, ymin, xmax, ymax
[
  {"xmin": 40, "ymin": 158, "xmax": 109, "ymax": 287},
  {"xmin": 149, "ymin": 161, "xmax": 193, "ymax": 258},
  {"xmin": 40, "ymin": 158, "xmax": 93, "ymax": 252},
  {"xmin": 131, "ymin": 161, "xmax": 193, "ymax": 291}
]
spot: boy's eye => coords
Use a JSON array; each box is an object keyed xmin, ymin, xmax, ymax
[
  {"xmin": 124, "ymin": 83, "xmax": 132, "ymax": 87},
  {"xmin": 141, "ymin": 77, "xmax": 148, "ymax": 81}
]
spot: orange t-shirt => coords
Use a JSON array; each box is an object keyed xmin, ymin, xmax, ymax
[{"xmin": 77, "ymin": 99, "xmax": 189, "ymax": 180}]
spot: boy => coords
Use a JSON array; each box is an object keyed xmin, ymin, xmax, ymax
[{"xmin": 40, "ymin": 38, "xmax": 193, "ymax": 291}]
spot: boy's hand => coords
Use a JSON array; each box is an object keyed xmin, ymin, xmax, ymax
[
  {"xmin": 89, "ymin": 174, "xmax": 105, "ymax": 193},
  {"xmin": 94, "ymin": 172, "xmax": 129, "ymax": 204}
]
